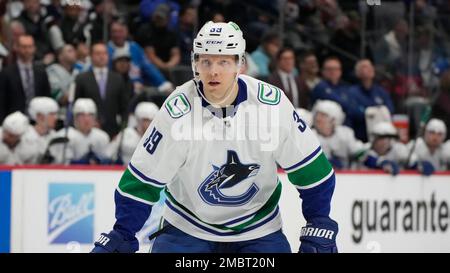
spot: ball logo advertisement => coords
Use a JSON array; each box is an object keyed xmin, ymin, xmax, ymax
[{"xmin": 48, "ymin": 183, "xmax": 95, "ymax": 244}]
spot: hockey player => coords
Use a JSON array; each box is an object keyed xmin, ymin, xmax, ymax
[
  {"xmin": 311, "ymin": 100, "xmax": 366, "ymax": 169},
  {"xmin": 407, "ymin": 119, "xmax": 450, "ymax": 172},
  {"xmin": 0, "ymin": 111, "xmax": 39, "ymax": 165},
  {"xmin": 92, "ymin": 21, "xmax": 338, "ymax": 253},
  {"xmin": 107, "ymin": 102, "xmax": 160, "ymax": 165},
  {"xmin": 23, "ymin": 97, "xmax": 59, "ymax": 162},
  {"xmin": 50, "ymin": 98, "xmax": 110, "ymax": 164}
]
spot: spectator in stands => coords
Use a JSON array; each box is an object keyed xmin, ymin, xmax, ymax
[
  {"xmin": 407, "ymin": 119, "xmax": 450, "ymax": 171},
  {"xmin": 349, "ymin": 59, "xmax": 395, "ymax": 142},
  {"xmin": 16, "ymin": 0, "xmax": 55, "ymax": 63},
  {"xmin": 250, "ymin": 31, "xmax": 281, "ymax": 79},
  {"xmin": 2, "ymin": 20, "xmax": 26, "ymax": 66},
  {"xmin": 50, "ymin": 98, "xmax": 110, "ymax": 164},
  {"xmin": 432, "ymin": 70, "xmax": 450, "ymax": 133},
  {"xmin": 139, "ymin": 0, "xmax": 180, "ymax": 31},
  {"xmin": 74, "ymin": 42, "xmax": 129, "ymax": 138},
  {"xmin": 178, "ymin": 5, "xmax": 196, "ymax": 66},
  {"xmin": 268, "ymin": 47, "xmax": 303, "ymax": 108},
  {"xmin": 297, "ymin": 51, "xmax": 321, "ymax": 110},
  {"xmin": 136, "ymin": 3, "xmax": 181, "ymax": 78},
  {"xmin": 74, "ymin": 41, "xmax": 91, "ymax": 73},
  {"xmin": 23, "ymin": 97, "xmax": 59, "ymax": 163},
  {"xmin": 1, "ymin": 35, "xmax": 51, "ymax": 120},
  {"xmin": 311, "ymin": 56, "xmax": 362, "ymax": 129},
  {"xmin": 107, "ymin": 102, "xmax": 159, "ymax": 165},
  {"xmin": 46, "ymin": 44, "xmax": 78, "ymax": 105},
  {"xmin": 108, "ymin": 19, "xmax": 173, "ymax": 93},
  {"xmin": 57, "ymin": 0, "xmax": 87, "ymax": 45},
  {"xmin": 0, "ymin": 42, "xmax": 7, "ymax": 71},
  {"xmin": 373, "ymin": 19, "xmax": 409, "ymax": 77},
  {"xmin": 311, "ymin": 100, "xmax": 366, "ymax": 170},
  {"xmin": 111, "ymin": 49, "xmax": 135, "ymax": 104},
  {"xmin": 0, "ymin": 111, "xmax": 39, "ymax": 165},
  {"xmin": 85, "ymin": 0, "xmax": 118, "ymax": 44}
]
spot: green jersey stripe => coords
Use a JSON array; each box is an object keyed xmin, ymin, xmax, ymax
[
  {"xmin": 164, "ymin": 181, "xmax": 282, "ymax": 232},
  {"xmin": 118, "ymin": 169, "xmax": 163, "ymax": 203},
  {"xmin": 287, "ymin": 152, "xmax": 333, "ymax": 187}
]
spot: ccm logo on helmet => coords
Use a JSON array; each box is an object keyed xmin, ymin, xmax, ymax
[
  {"xmin": 206, "ymin": 40, "xmax": 223, "ymax": 44},
  {"xmin": 300, "ymin": 227, "xmax": 335, "ymax": 240}
]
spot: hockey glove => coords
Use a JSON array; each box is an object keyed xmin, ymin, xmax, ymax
[
  {"xmin": 91, "ymin": 230, "xmax": 138, "ymax": 253},
  {"xmin": 417, "ymin": 160, "xmax": 435, "ymax": 176},
  {"xmin": 299, "ymin": 217, "xmax": 338, "ymax": 253},
  {"xmin": 379, "ymin": 160, "xmax": 400, "ymax": 176}
]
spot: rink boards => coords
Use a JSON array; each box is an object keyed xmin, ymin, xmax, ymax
[{"xmin": 1, "ymin": 166, "xmax": 450, "ymax": 253}]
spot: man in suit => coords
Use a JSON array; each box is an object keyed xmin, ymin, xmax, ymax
[
  {"xmin": 0, "ymin": 35, "xmax": 51, "ymax": 123},
  {"xmin": 268, "ymin": 47, "xmax": 303, "ymax": 108},
  {"xmin": 74, "ymin": 42, "xmax": 129, "ymax": 138}
]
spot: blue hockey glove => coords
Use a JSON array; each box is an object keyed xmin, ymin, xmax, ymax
[
  {"xmin": 379, "ymin": 160, "xmax": 400, "ymax": 176},
  {"xmin": 417, "ymin": 160, "xmax": 435, "ymax": 176},
  {"xmin": 91, "ymin": 230, "xmax": 138, "ymax": 253},
  {"xmin": 299, "ymin": 217, "xmax": 338, "ymax": 253}
]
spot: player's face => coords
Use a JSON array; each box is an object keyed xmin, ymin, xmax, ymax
[
  {"xmin": 197, "ymin": 54, "xmax": 238, "ymax": 94},
  {"xmin": 314, "ymin": 112, "xmax": 334, "ymax": 137},
  {"xmin": 373, "ymin": 137, "xmax": 392, "ymax": 156},
  {"xmin": 75, "ymin": 113, "xmax": 95, "ymax": 134},
  {"xmin": 425, "ymin": 131, "xmax": 444, "ymax": 149},
  {"xmin": 2, "ymin": 131, "xmax": 21, "ymax": 149},
  {"xmin": 322, "ymin": 60, "xmax": 342, "ymax": 84},
  {"xmin": 45, "ymin": 112, "xmax": 58, "ymax": 130}
]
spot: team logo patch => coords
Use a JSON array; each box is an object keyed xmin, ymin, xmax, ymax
[
  {"xmin": 165, "ymin": 94, "xmax": 191, "ymax": 118},
  {"xmin": 257, "ymin": 82, "xmax": 281, "ymax": 105},
  {"xmin": 198, "ymin": 150, "xmax": 260, "ymax": 206}
]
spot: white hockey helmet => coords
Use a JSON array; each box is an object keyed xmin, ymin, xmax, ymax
[
  {"xmin": 28, "ymin": 97, "xmax": 59, "ymax": 121},
  {"xmin": 2, "ymin": 111, "xmax": 29, "ymax": 136},
  {"xmin": 425, "ymin": 118, "xmax": 447, "ymax": 138},
  {"xmin": 135, "ymin": 102, "xmax": 159, "ymax": 121},
  {"xmin": 73, "ymin": 98, "xmax": 97, "ymax": 116},
  {"xmin": 371, "ymin": 121, "xmax": 398, "ymax": 138},
  {"xmin": 312, "ymin": 100, "xmax": 345, "ymax": 125},
  {"xmin": 192, "ymin": 21, "xmax": 246, "ymax": 78}
]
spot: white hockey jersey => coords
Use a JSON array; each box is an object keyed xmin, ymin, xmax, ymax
[
  {"xmin": 407, "ymin": 138, "xmax": 450, "ymax": 171},
  {"xmin": 50, "ymin": 127, "xmax": 110, "ymax": 164},
  {"xmin": 117, "ymin": 75, "xmax": 335, "ymax": 242},
  {"xmin": 0, "ymin": 128, "xmax": 40, "ymax": 165},
  {"xmin": 22, "ymin": 126, "xmax": 57, "ymax": 159},
  {"xmin": 364, "ymin": 141, "xmax": 410, "ymax": 168},
  {"xmin": 106, "ymin": 127, "xmax": 142, "ymax": 165},
  {"xmin": 312, "ymin": 126, "xmax": 366, "ymax": 168}
]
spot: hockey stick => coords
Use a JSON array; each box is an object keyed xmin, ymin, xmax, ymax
[{"xmin": 62, "ymin": 82, "xmax": 76, "ymax": 165}]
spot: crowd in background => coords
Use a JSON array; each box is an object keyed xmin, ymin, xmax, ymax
[{"xmin": 0, "ymin": 0, "xmax": 450, "ymax": 175}]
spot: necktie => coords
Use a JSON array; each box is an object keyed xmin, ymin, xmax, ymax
[
  {"xmin": 24, "ymin": 67, "xmax": 34, "ymax": 104},
  {"xmin": 98, "ymin": 70, "xmax": 107, "ymax": 99}
]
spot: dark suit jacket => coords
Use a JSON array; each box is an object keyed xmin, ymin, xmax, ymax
[
  {"xmin": 74, "ymin": 70, "xmax": 129, "ymax": 138},
  {"xmin": 268, "ymin": 71, "xmax": 311, "ymax": 109},
  {"xmin": 0, "ymin": 63, "xmax": 51, "ymax": 123}
]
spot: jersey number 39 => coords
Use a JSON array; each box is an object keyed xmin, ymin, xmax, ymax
[{"xmin": 143, "ymin": 127, "xmax": 163, "ymax": 154}]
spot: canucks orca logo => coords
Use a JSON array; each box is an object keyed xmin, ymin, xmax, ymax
[{"xmin": 198, "ymin": 150, "xmax": 260, "ymax": 206}]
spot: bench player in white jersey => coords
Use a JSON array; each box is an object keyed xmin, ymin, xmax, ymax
[
  {"xmin": 50, "ymin": 98, "xmax": 110, "ymax": 164},
  {"xmin": 107, "ymin": 102, "xmax": 159, "ymax": 165},
  {"xmin": 311, "ymin": 100, "xmax": 366, "ymax": 169},
  {"xmin": 407, "ymin": 119, "xmax": 450, "ymax": 172},
  {"xmin": 92, "ymin": 21, "xmax": 338, "ymax": 253},
  {"xmin": 23, "ymin": 97, "xmax": 59, "ymax": 162},
  {"xmin": 0, "ymin": 111, "xmax": 39, "ymax": 165}
]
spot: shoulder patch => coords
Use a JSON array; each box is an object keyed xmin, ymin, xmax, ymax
[
  {"xmin": 257, "ymin": 82, "xmax": 281, "ymax": 105},
  {"xmin": 165, "ymin": 93, "xmax": 191, "ymax": 118}
]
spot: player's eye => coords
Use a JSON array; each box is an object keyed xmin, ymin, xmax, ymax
[
  {"xmin": 219, "ymin": 60, "xmax": 230, "ymax": 66},
  {"xmin": 200, "ymin": 59, "xmax": 211, "ymax": 67}
]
